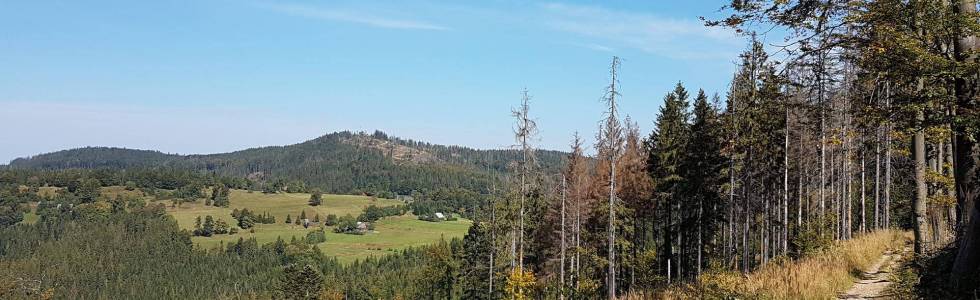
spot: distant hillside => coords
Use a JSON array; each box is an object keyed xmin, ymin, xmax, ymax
[{"xmin": 8, "ymin": 131, "xmax": 566, "ymax": 194}]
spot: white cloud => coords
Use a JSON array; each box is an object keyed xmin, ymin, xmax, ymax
[
  {"xmin": 579, "ymin": 43, "xmax": 616, "ymax": 52},
  {"xmin": 540, "ymin": 3, "xmax": 740, "ymax": 59},
  {"xmin": 260, "ymin": 2, "xmax": 449, "ymax": 31}
]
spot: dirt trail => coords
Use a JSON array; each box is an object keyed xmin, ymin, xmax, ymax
[{"xmin": 837, "ymin": 246, "xmax": 909, "ymax": 300}]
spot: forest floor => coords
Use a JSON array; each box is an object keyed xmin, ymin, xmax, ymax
[{"xmin": 837, "ymin": 243, "xmax": 911, "ymax": 299}]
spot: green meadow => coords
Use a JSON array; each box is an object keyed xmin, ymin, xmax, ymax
[
  {"xmin": 24, "ymin": 187, "xmax": 471, "ymax": 263},
  {"xmin": 164, "ymin": 189, "xmax": 471, "ymax": 263}
]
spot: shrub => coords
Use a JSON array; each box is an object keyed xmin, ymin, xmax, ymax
[
  {"xmin": 309, "ymin": 191, "xmax": 322, "ymax": 206},
  {"xmin": 305, "ymin": 229, "xmax": 327, "ymax": 244},
  {"xmin": 324, "ymin": 214, "xmax": 338, "ymax": 226}
]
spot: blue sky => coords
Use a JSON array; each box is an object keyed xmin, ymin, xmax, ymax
[{"xmin": 0, "ymin": 0, "xmax": 752, "ymax": 163}]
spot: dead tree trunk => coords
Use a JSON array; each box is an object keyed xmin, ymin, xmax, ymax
[
  {"xmin": 783, "ymin": 106, "xmax": 790, "ymax": 254},
  {"xmin": 603, "ymin": 56, "xmax": 621, "ymax": 299},
  {"xmin": 861, "ymin": 152, "xmax": 867, "ymax": 234},
  {"xmin": 560, "ymin": 175, "xmax": 567, "ymax": 299},
  {"xmin": 885, "ymin": 82, "xmax": 892, "ymax": 228}
]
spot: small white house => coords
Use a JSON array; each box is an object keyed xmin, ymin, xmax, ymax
[{"xmin": 434, "ymin": 212, "xmax": 446, "ymax": 220}]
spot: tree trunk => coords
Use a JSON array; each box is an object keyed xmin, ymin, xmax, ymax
[
  {"xmin": 951, "ymin": 0, "xmax": 980, "ymax": 286},
  {"xmin": 875, "ymin": 129, "xmax": 882, "ymax": 230},
  {"xmin": 560, "ymin": 175, "xmax": 566, "ymax": 299},
  {"xmin": 820, "ymin": 102, "xmax": 827, "ymax": 227},
  {"xmin": 743, "ymin": 159, "xmax": 751, "ymax": 273},
  {"xmin": 697, "ymin": 201, "xmax": 703, "ymax": 277},
  {"xmin": 841, "ymin": 118, "xmax": 854, "ymax": 239},
  {"xmin": 862, "ymin": 153, "xmax": 867, "ymax": 234},
  {"xmin": 729, "ymin": 158, "xmax": 736, "ymax": 268},
  {"xmin": 914, "ymin": 107, "xmax": 929, "ymax": 255},
  {"xmin": 575, "ymin": 189, "xmax": 581, "ymax": 289},
  {"xmin": 885, "ymin": 82, "xmax": 892, "ymax": 228},
  {"xmin": 784, "ymin": 107, "xmax": 790, "ymax": 254},
  {"xmin": 605, "ymin": 56, "xmax": 619, "ymax": 300},
  {"xmin": 490, "ymin": 183, "xmax": 496, "ymax": 297},
  {"xmin": 799, "ymin": 132, "xmax": 805, "ymax": 228}
]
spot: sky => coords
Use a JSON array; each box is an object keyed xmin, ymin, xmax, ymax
[{"xmin": 0, "ymin": 0, "xmax": 756, "ymax": 164}]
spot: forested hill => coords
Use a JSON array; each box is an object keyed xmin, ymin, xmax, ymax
[{"xmin": 6, "ymin": 131, "xmax": 566, "ymax": 194}]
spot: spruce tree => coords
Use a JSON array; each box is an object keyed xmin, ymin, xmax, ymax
[
  {"xmin": 461, "ymin": 222, "xmax": 498, "ymax": 300},
  {"xmin": 309, "ymin": 190, "xmax": 322, "ymax": 206},
  {"xmin": 278, "ymin": 263, "xmax": 323, "ymax": 300},
  {"xmin": 202, "ymin": 215, "xmax": 215, "ymax": 237},
  {"xmin": 646, "ymin": 82, "xmax": 690, "ymax": 281},
  {"xmin": 682, "ymin": 90, "xmax": 726, "ymax": 275}
]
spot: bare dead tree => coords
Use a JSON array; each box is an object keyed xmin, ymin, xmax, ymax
[
  {"xmin": 511, "ymin": 88, "xmax": 538, "ymax": 272},
  {"xmin": 600, "ymin": 56, "xmax": 622, "ymax": 299},
  {"xmin": 560, "ymin": 174, "xmax": 567, "ymax": 299}
]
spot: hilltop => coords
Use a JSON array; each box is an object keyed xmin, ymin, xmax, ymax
[{"xmin": 6, "ymin": 131, "xmax": 566, "ymax": 194}]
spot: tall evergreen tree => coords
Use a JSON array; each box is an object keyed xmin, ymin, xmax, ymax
[
  {"xmin": 278, "ymin": 264, "xmax": 323, "ymax": 300},
  {"xmin": 682, "ymin": 90, "xmax": 727, "ymax": 276},
  {"xmin": 646, "ymin": 82, "xmax": 691, "ymax": 281},
  {"xmin": 461, "ymin": 222, "xmax": 500, "ymax": 300}
]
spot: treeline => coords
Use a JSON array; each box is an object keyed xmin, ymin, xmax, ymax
[
  {"xmin": 5, "ymin": 131, "xmax": 566, "ymax": 196},
  {"xmin": 0, "ymin": 168, "xmax": 247, "ymax": 193},
  {"xmin": 410, "ymin": 187, "xmax": 486, "ymax": 219}
]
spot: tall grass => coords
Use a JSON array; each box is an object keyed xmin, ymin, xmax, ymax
[
  {"xmin": 739, "ymin": 230, "xmax": 906, "ymax": 299},
  {"xmin": 648, "ymin": 230, "xmax": 907, "ymax": 299}
]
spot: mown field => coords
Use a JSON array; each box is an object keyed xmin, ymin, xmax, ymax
[{"xmin": 28, "ymin": 187, "xmax": 472, "ymax": 263}]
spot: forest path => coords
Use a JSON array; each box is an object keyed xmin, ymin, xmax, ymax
[{"xmin": 837, "ymin": 244, "xmax": 910, "ymax": 300}]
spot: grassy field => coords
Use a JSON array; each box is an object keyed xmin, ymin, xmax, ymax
[
  {"xmin": 163, "ymin": 189, "xmax": 471, "ymax": 263},
  {"xmin": 20, "ymin": 187, "xmax": 471, "ymax": 263}
]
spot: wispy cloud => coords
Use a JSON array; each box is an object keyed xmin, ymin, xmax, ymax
[
  {"xmin": 540, "ymin": 3, "xmax": 740, "ymax": 59},
  {"xmin": 578, "ymin": 43, "xmax": 616, "ymax": 52},
  {"xmin": 260, "ymin": 2, "xmax": 450, "ymax": 31}
]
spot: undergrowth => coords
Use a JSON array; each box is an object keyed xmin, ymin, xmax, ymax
[{"xmin": 647, "ymin": 230, "xmax": 907, "ymax": 299}]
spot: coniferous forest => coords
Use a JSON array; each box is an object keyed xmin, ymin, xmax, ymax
[{"xmin": 2, "ymin": 1, "xmax": 980, "ymax": 299}]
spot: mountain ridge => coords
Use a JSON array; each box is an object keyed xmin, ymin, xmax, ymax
[{"xmin": 6, "ymin": 130, "xmax": 566, "ymax": 194}]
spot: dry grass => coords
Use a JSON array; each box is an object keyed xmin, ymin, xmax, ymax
[
  {"xmin": 648, "ymin": 230, "xmax": 907, "ymax": 300},
  {"xmin": 738, "ymin": 230, "xmax": 907, "ymax": 299}
]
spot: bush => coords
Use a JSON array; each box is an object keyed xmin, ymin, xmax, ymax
[
  {"xmin": 309, "ymin": 190, "xmax": 322, "ymax": 206},
  {"xmin": 418, "ymin": 214, "xmax": 441, "ymax": 222},
  {"xmin": 214, "ymin": 219, "xmax": 230, "ymax": 234},
  {"xmin": 305, "ymin": 229, "xmax": 327, "ymax": 244}
]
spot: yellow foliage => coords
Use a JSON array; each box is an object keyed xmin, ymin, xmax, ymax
[{"xmin": 505, "ymin": 268, "xmax": 536, "ymax": 300}]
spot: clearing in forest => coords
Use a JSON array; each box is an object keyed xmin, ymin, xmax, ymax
[{"xmin": 163, "ymin": 189, "xmax": 471, "ymax": 263}]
